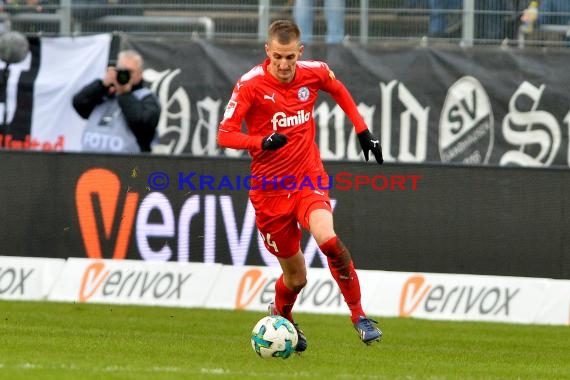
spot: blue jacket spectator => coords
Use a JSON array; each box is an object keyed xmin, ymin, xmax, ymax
[
  {"xmin": 538, "ymin": 0, "xmax": 570, "ymax": 25},
  {"xmin": 293, "ymin": 0, "xmax": 346, "ymax": 44}
]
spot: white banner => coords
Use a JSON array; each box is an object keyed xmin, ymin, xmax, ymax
[
  {"xmin": 206, "ymin": 266, "xmax": 376, "ymax": 316},
  {"xmin": 0, "ymin": 256, "xmax": 65, "ymax": 300},
  {"xmin": 206, "ymin": 266, "xmax": 393, "ymax": 317},
  {"xmin": 5, "ymin": 34, "xmax": 165, "ymax": 153},
  {"xmin": 31, "ymin": 34, "xmax": 111, "ymax": 151},
  {"xmin": 48, "ymin": 258, "xmax": 222, "ymax": 307},
  {"xmin": 0, "ymin": 258, "xmax": 563, "ymax": 326},
  {"xmin": 206, "ymin": 267, "xmax": 570, "ymax": 326},
  {"xmin": 368, "ymin": 271, "xmax": 570, "ymax": 325},
  {"xmin": 534, "ymin": 279, "xmax": 570, "ymax": 325}
]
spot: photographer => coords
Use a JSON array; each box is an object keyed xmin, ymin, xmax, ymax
[{"xmin": 72, "ymin": 50, "xmax": 160, "ymax": 153}]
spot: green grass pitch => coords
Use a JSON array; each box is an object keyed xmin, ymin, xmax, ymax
[{"xmin": 0, "ymin": 300, "xmax": 569, "ymax": 379}]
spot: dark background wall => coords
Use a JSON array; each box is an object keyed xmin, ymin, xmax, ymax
[{"xmin": 1, "ymin": 150, "xmax": 567, "ymax": 279}]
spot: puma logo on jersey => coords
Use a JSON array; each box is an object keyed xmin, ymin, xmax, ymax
[
  {"xmin": 263, "ymin": 93, "xmax": 276, "ymax": 103},
  {"xmin": 271, "ymin": 110, "xmax": 311, "ymax": 129}
]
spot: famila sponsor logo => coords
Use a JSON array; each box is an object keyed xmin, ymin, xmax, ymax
[{"xmin": 271, "ymin": 110, "xmax": 311, "ymax": 129}]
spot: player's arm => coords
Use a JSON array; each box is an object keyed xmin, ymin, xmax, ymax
[
  {"xmin": 322, "ymin": 66, "xmax": 383, "ymax": 164},
  {"xmin": 217, "ymin": 83, "xmax": 261, "ymax": 150},
  {"xmin": 217, "ymin": 83, "xmax": 287, "ymax": 151}
]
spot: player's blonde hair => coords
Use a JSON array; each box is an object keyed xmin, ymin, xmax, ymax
[{"xmin": 267, "ymin": 20, "xmax": 301, "ymax": 45}]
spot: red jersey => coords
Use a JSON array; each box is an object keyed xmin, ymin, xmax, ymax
[{"xmin": 218, "ymin": 59, "xmax": 367, "ymax": 194}]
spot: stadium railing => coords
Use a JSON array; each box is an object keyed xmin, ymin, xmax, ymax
[
  {"xmin": 0, "ymin": 1, "xmax": 568, "ymax": 48},
  {"xmin": 79, "ymin": 15, "xmax": 215, "ymax": 39}
]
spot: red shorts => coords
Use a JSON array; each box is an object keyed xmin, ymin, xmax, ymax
[{"xmin": 250, "ymin": 187, "xmax": 332, "ymax": 259}]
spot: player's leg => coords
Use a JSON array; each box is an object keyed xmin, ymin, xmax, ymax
[
  {"xmin": 274, "ymin": 251, "xmax": 308, "ymax": 352},
  {"xmin": 272, "ymin": 250, "xmax": 306, "ymax": 322},
  {"xmin": 308, "ymin": 208, "xmax": 382, "ymax": 344},
  {"xmin": 295, "ymin": 181, "xmax": 382, "ymax": 344},
  {"xmin": 295, "ymin": 186, "xmax": 364, "ymax": 321},
  {"xmin": 266, "ymin": 245, "xmax": 308, "ymax": 352},
  {"xmin": 308, "ymin": 208, "xmax": 366, "ymax": 321},
  {"xmin": 266, "ymin": 253, "xmax": 308, "ymax": 353},
  {"xmin": 250, "ymin": 192, "xmax": 308, "ymax": 351}
]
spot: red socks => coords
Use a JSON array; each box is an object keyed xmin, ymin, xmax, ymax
[
  {"xmin": 319, "ymin": 236, "xmax": 365, "ymax": 324},
  {"xmin": 274, "ymin": 274, "xmax": 298, "ymax": 323},
  {"xmin": 274, "ymin": 236, "xmax": 366, "ymax": 324}
]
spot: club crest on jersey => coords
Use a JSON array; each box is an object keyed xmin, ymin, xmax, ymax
[
  {"xmin": 297, "ymin": 87, "xmax": 310, "ymax": 102},
  {"xmin": 271, "ymin": 110, "xmax": 311, "ymax": 129}
]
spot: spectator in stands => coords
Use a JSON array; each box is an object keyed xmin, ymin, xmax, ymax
[
  {"xmin": 475, "ymin": 0, "xmax": 523, "ymax": 40},
  {"xmin": 293, "ymin": 0, "xmax": 346, "ymax": 44},
  {"xmin": 0, "ymin": 0, "xmax": 56, "ymax": 34},
  {"xmin": 537, "ymin": 0, "xmax": 570, "ymax": 25},
  {"xmin": 427, "ymin": 0, "xmax": 462, "ymax": 37},
  {"xmin": 72, "ymin": 49, "xmax": 161, "ymax": 153},
  {"xmin": 1, "ymin": 0, "xmax": 49, "ymax": 13},
  {"xmin": 426, "ymin": 0, "xmax": 523, "ymax": 40},
  {"xmin": 532, "ymin": 0, "xmax": 570, "ymax": 44}
]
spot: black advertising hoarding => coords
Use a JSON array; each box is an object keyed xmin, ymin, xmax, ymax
[
  {"xmin": 0, "ymin": 150, "xmax": 568, "ymax": 279},
  {"xmin": 123, "ymin": 36, "xmax": 570, "ymax": 167}
]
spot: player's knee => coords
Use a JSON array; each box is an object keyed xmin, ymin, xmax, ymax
[
  {"xmin": 309, "ymin": 210, "xmax": 335, "ymax": 244},
  {"xmin": 320, "ymin": 236, "xmax": 350, "ymax": 259},
  {"xmin": 314, "ymin": 233, "xmax": 337, "ymax": 248},
  {"xmin": 290, "ymin": 278, "xmax": 307, "ymax": 293},
  {"xmin": 320, "ymin": 236, "xmax": 353, "ymax": 275}
]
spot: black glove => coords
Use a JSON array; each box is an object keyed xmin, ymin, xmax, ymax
[
  {"xmin": 261, "ymin": 132, "xmax": 287, "ymax": 150},
  {"xmin": 357, "ymin": 129, "xmax": 383, "ymax": 164}
]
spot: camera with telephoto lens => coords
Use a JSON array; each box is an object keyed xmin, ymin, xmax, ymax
[{"xmin": 115, "ymin": 68, "xmax": 131, "ymax": 85}]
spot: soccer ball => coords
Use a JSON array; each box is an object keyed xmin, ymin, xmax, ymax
[{"xmin": 250, "ymin": 315, "xmax": 298, "ymax": 359}]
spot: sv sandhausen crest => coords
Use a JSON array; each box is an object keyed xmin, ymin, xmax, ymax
[
  {"xmin": 439, "ymin": 76, "xmax": 494, "ymax": 164},
  {"xmin": 297, "ymin": 86, "xmax": 309, "ymax": 102}
]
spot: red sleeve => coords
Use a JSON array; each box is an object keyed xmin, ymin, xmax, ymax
[
  {"xmin": 319, "ymin": 65, "xmax": 368, "ymax": 134},
  {"xmin": 217, "ymin": 83, "xmax": 264, "ymax": 151}
]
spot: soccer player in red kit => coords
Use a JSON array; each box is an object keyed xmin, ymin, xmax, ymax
[{"xmin": 217, "ymin": 20, "xmax": 383, "ymax": 352}]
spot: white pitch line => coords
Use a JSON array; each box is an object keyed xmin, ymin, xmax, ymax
[{"xmin": 1, "ymin": 362, "xmax": 365, "ymax": 378}]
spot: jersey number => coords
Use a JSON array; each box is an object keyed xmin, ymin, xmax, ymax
[{"xmin": 262, "ymin": 232, "xmax": 279, "ymax": 253}]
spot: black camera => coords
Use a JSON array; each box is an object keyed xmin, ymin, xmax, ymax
[{"xmin": 115, "ymin": 68, "xmax": 131, "ymax": 85}]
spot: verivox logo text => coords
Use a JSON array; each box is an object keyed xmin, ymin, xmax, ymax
[
  {"xmin": 399, "ymin": 274, "xmax": 521, "ymax": 318},
  {"xmin": 235, "ymin": 268, "xmax": 342, "ymax": 311},
  {"xmin": 79, "ymin": 261, "xmax": 191, "ymax": 302}
]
